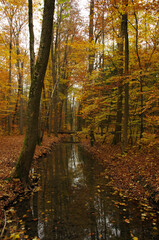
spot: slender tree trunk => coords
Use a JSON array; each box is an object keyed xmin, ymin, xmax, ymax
[
  {"xmin": 133, "ymin": 6, "xmax": 144, "ymax": 140},
  {"xmin": 113, "ymin": 14, "xmax": 124, "ymax": 145},
  {"xmin": 64, "ymin": 92, "xmax": 68, "ymax": 129},
  {"xmin": 140, "ymin": 77, "xmax": 144, "ymax": 139},
  {"xmin": 28, "ymin": 0, "xmax": 35, "ymax": 82},
  {"xmin": 12, "ymin": 98, "xmax": 19, "ymax": 130},
  {"xmin": 113, "ymin": 84, "xmax": 123, "ymax": 144},
  {"xmin": 58, "ymin": 33, "xmax": 69, "ymax": 131},
  {"xmin": 19, "ymin": 69, "xmax": 23, "ymax": 135},
  {"xmin": 12, "ymin": 37, "xmax": 23, "ymax": 133},
  {"xmin": 14, "ymin": 0, "xmax": 55, "ymax": 184},
  {"xmin": 48, "ymin": 41, "xmax": 54, "ymax": 135},
  {"xmin": 52, "ymin": 8, "xmax": 62, "ymax": 135},
  {"xmin": 57, "ymin": 28, "xmax": 64, "ymax": 132},
  {"xmin": 89, "ymin": 0, "xmax": 94, "ymax": 74},
  {"xmin": 122, "ymin": 0, "xmax": 129, "ymax": 153},
  {"xmin": 51, "ymin": 33, "xmax": 58, "ymax": 136},
  {"xmin": 8, "ymin": 21, "xmax": 12, "ymax": 135},
  {"xmin": 101, "ymin": 7, "xmax": 105, "ymax": 72},
  {"xmin": 58, "ymin": 100, "xmax": 64, "ymax": 131},
  {"xmin": 88, "ymin": 0, "xmax": 95, "ymax": 145},
  {"xmin": 16, "ymin": 35, "xmax": 24, "ymax": 134}
]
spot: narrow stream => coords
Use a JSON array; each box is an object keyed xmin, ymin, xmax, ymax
[{"xmin": 3, "ymin": 143, "xmax": 159, "ymax": 239}]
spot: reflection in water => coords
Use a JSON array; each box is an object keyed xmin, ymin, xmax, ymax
[{"xmin": 6, "ymin": 144, "xmax": 159, "ymax": 239}]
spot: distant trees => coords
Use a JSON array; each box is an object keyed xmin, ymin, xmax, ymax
[
  {"xmin": 41, "ymin": 0, "xmax": 83, "ymax": 135},
  {"xmin": 77, "ymin": 0, "xmax": 159, "ymax": 149},
  {"xmin": 0, "ymin": 0, "xmax": 158, "ymax": 181},
  {"xmin": 0, "ymin": 0, "xmax": 28, "ymax": 134}
]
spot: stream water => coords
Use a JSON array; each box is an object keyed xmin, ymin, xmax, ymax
[{"xmin": 3, "ymin": 143, "xmax": 159, "ymax": 239}]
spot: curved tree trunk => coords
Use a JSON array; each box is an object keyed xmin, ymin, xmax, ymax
[{"xmin": 14, "ymin": 0, "xmax": 55, "ymax": 184}]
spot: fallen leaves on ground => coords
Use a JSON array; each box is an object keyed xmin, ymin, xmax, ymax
[
  {"xmin": 81, "ymin": 139, "xmax": 159, "ymax": 206},
  {"xmin": 0, "ymin": 133, "xmax": 61, "ymax": 223}
]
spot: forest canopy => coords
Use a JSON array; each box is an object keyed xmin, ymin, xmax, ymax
[{"xmin": 0, "ymin": 0, "xmax": 158, "ymax": 150}]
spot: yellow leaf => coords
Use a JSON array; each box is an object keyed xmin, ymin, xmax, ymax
[
  {"xmin": 133, "ymin": 237, "xmax": 138, "ymax": 240},
  {"xmin": 124, "ymin": 219, "xmax": 130, "ymax": 223},
  {"xmin": 153, "ymin": 227, "xmax": 158, "ymax": 230},
  {"xmin": 10, "ymin": 233, "xmax": 21, "ymax": 239}
]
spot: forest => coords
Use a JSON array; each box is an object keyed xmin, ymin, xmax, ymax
[{"xmin": 0, "ymin": 0, "xmax": 159, "ymax": 238}]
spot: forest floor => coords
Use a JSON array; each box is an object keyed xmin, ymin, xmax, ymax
[
  {"xmin": 0, "ymin": 134, "xmax": 62, "ymax": 223},
  {"xmin": 80, "ymin": 137, "xmax": 159, "ymax": 209},
  {"xmin": 0, "ymin": 133, "xmax": 159, "ymax": 229}
]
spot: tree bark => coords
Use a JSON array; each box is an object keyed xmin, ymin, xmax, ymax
[
  {"xmin": 122, "ymin": 0, "xmax": 129, "ymax": 153},
  {"xmin": 89, "ymin": 0, "xmax": 94, "ymax": 74},
  {"xmin": 133, "ymin": 6, "xmax": 144, "ymax": 140},
  {"xmin": 16, "ymin": 34, "xmax": 23, "ymax": 134},
  {"xmin": 52, "ymin": 7, "xmax": 63, "ymax": 135},
  {"xmin": 14, "ymin": 0, "xmax": 55, "ymax": 183},
  {"xmin": 112, "ymin": 14, "xmax": 124, "ymax": 145},
  {"xmin": 8, "ymin": 20, "xmax": 12, "ymax": 135},
  {"xmin": 28, "ymin": 0, "xmax": 35, "ymax": 82},
  {"xmin": 88, "ymin": 0, "xmax": 95, "ymax": 145},
  {"xmin": 51, "ymin": 32, "xmax": 58, "ymax": 136}
]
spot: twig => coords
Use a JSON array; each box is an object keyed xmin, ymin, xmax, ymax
[{"xmin": 0, "ymin": 210, "xmax": 7, "ymax": 238}]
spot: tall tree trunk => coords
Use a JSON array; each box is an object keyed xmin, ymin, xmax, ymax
[
  {"xmin": 112, "ymin": 15, "xmax": 124, "ymax": 145},
  {"xmin": 51, "ymin": 33, "xmax": 58, "ymax": 136},
  {"xmin": 12, "ymin": 98, "xmax": 19, "ymax": 130},
  {"xmin": 58, "ymin": 32, "xmax": 69, "ymax": 132},
  {"xmin": 52, "ymin": 7, "xmax": 62, "ymax": 135},
  {"xmin": 57, "ymin": 29, "xmax": 61, "ymax": 131},
  {"xmin": 133, "ymin": 6, "xmax": 144, "ymax": 140},
  {"xmin": 28, "ymin": 0, "xmax": 35, "ymax": 82},
  {"xmin": 64, "ymin": 92, "xmax": 68, "ymax": 129},
  {"xmin": 140, "ymin": 77, "xmax": 144, "ymax": 139},
  {"xmin": 48, "ymin": 41, "xmax": 54, "ymax": 135},
  {"xmin": 122, "ymin": 0, "xmax": 129, "ymax": 153},
  {"xmin": 16, "ymin": 34, "xmax": 23, "ymax": 134},
  {"xmin": 19, "ymin": 62, "xmax": 24, "ymax": 135},
  {"xmin": 48, "ymin": 42, "xmax": 59, "ymax": 136},
  {"xmin": 58, "ymin": 100, "xmax": 64, "ymax": 131},
  {"xmin": 14, "ymin": 0, "xmax": 55, "ymax": 184},
  {"xmin": 12, "ymin": 44, "xmax": 23, "ymax": 134},
  {"xmin": 88, "ymin": 0, "xmax": 95, "ymax": 146},
  {"xmin": 8, "ymin": 21, "xmax": 12, "ymax": 135},
  {"xmin": 102, "ymin": 7, "xmax": 105, "ymax": 71},
  {"xmin": 89, "ymin": 0, "xmax": 94, "ymax": 74}
]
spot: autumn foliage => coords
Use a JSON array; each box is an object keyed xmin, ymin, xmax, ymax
[{"xmin": 0, "ymin": 0, "xmax": 158, "ymax": 223}]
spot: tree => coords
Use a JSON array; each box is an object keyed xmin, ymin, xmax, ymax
[
  {"xmin": 0, "ymin": 0, "xmax": 17, "ymax": 134},
  {"xmin": 122, "ymin": 0, "xmax": 129, "ymax": 153},
  {"xmin": 0, "ymin": 0, "xmax": 28, "ymax": 134},
  {"xmin": 14, "ymin": 0, "xmax": 55, "ymax": 184},
  {"xmin": 88, "ymin": 0, "xmax": 96, "ymax": 145},
  {"xmin": 28, "ymin": 0, "xmax": 35, "ymax": 82},
  {"xmin": 112, "ymin": 8, "xmax": 124, "ymax": 145},
  {"xmin": 46, "ymin": 0, "xmax": 82, "ymax": 134}
]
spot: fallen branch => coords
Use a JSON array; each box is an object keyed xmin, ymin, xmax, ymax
[{"xmin": 0, "ymin": 210, "xmax": 7, "ymax": 238}]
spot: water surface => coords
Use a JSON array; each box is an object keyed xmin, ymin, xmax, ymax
[{"xmin": 4, "ymin": 144, "xmax": 159, "ymax": 239}]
